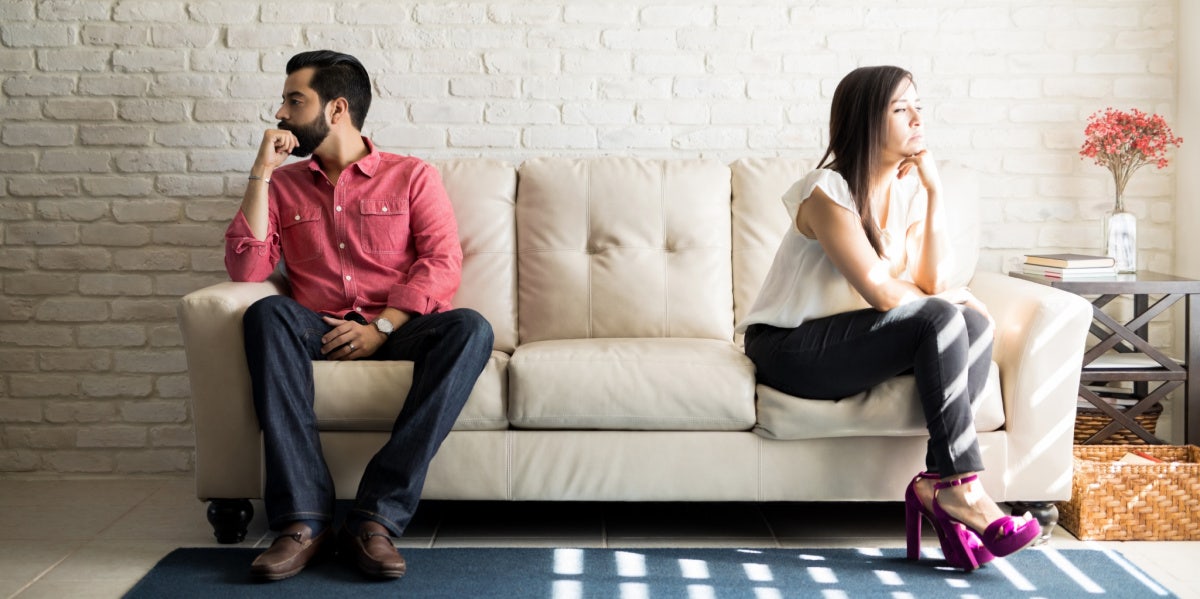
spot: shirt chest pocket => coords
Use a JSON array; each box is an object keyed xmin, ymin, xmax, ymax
[
  {"xmin": 359, "ymin": 199, "xmax": 410, "ymax": 254},
  {"xmin": 279, "ymin": 209, "xmax": 324, "ymax": 264}
]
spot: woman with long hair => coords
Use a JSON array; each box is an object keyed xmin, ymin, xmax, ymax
[{"xmin": 738, "ymin": 66, "xmax": 1041, "ymax": 570}]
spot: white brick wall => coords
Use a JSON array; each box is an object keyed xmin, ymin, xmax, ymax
[{"xmin": 0, "ymin": 0, "xmax": 1179, "ymax": 474}]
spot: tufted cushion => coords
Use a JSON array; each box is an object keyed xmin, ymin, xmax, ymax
[
  {"xmin": 516, "ymin": 158, "xmax": 734, "ymax": 343},
  {"xmin": 730, "ymin": 157, "xmax": 811, "ymax": 335},
  {"xmin": 937, "ymin": 162, "xmax": 980, "ymax": 289},
  {"xmin": 433, "ymin": 159, "xmax": 518, "ymax": 353},
  {"xmin": 508, "ymin": 337, "xmax": 756, "ymax": 430}
]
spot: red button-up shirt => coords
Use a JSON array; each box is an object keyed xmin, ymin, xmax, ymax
[{"xmin": 224, "ymin": 138, "xmax": 461, "ymax": 319}]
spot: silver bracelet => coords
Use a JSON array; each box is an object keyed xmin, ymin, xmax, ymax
[{"xmin": 248, "ymin": 174, "xmax": 270, "ymax": 184}]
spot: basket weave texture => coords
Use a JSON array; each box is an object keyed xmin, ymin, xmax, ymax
[
  {"xmin": 1073, "ymin": 402, "xmax": 1162, "ymax": 444},
  {"xmin": 1057, "ymin": 445, "xmax": 1200, "ymax": 541}
]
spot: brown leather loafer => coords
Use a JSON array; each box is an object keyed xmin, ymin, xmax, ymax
[
  {"xmin": 250, "ymin": 523, "xmax": 329, "ymax": 581},
  {"xmin": 339, "ymin": 522, "xmax": 406, "ymax": 579}
]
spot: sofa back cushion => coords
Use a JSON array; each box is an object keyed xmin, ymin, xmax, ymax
[
  {"xmin": 516, "ymin": 158, "xmax": 734, "ymax": 343},
  {"xmin": 730, "ymin": 158, "xmax": 980, "ymax": 332},
  {"xmin": 730, "ymin": 158, "xmax": 811, "ymax": 331},
  {"xmin": 938, "ymin": 162, "xmax": 981, "ymax": 287},
  {"xmin": 433, "ymin": 159, "xmax": 518, "ymax": 353}
]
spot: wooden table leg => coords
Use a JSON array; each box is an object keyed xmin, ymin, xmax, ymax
[
  {"xmin": 1188, "ymin": 294, "xmax": 1199, "ymax": 445},
  {"xmin": 1135, "ymin": 293, "xmax": 1149, "ymax": 398}
]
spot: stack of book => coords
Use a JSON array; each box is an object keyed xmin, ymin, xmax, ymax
[{"xmin": 1021, "ymin": 253, "xmax": 1117, "ymax": 279}]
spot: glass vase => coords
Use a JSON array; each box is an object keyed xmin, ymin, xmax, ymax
[{"xmin": 1103, "ymin": 208, "xmax": 1137, "ymax": 273}]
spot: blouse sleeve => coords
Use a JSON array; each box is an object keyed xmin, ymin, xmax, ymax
[{"xmin": 781, "ymin": 169, "xmax": 857, "ymax": 232}]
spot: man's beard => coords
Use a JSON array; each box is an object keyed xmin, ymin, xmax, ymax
[{"xmin": 279, "ymin": 114, "xmax": 330, "ymax": 157}]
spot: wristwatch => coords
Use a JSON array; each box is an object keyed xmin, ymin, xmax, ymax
[{"xmin": 373, "ymin": 317, "xmax": 394, "ymax": 336}]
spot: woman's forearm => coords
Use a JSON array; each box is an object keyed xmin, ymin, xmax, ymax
[{"xmin": 909, "ymin": 190, "xmax": 952, "ymax": 294}]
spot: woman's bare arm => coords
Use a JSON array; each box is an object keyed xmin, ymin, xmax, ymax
[{"xmin": 802, "ymin": 187, "xmax": 925, "ymax": 311}]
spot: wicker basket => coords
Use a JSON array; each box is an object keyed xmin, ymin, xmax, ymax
[
  {"xmin": 1073, "ymin": 401, "xmax": 1162, "ymax": 444},
  {"xmin": 1057, "ymin": 445, "xmax": 1200, "ymax": 541}
]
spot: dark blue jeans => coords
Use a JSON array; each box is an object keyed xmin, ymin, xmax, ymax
[
  {"xmin": 744, "ymin": 298, "xmax": 992, "ymax": 476},
  {"xmin": 242, "ymin": 295, "xmax": 494, "ymax": 536}
]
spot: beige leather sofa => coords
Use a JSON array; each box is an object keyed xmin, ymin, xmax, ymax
[{"xmin": 179, "ymin": 158, "xmax": 1093, "ymax": 543}]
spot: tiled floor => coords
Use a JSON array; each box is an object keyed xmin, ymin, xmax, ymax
[{"xmin": 1, "ymin": 476, "xmax": 1197, "ymax": 597}]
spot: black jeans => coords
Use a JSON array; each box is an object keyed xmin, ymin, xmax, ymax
[
  {"xmin": 744, "ymin": 297, "xmax": 992, "ymax": 476},
  {"xmin": 242, "ymin": 295, "xmax": 494, "ymax": 536}
]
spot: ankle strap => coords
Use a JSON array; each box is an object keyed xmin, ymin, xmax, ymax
[{"xmin": 933, "ymin": 474, "xmax": 979, "ymax": 490}]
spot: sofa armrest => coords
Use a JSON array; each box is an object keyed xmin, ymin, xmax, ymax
[
  {"xmin": 179, "ymin": 279, "xmax": 285, "ymax": 500},
  {"xmin": 969, "ymin": 271, "xmax": 1092, "ymax": 500}
]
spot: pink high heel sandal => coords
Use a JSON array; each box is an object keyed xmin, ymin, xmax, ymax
[
  {"xmin": 905, "ymin": 471, "xmax": 994, "ymax": 571},
  {"xmin": 931, "ymin": 474, "xmax": 1042, "ymax": 558}
]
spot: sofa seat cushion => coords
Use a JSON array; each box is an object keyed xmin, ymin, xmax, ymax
[
  {"xmin": 753, "ymin": 361, "xmax": 1004, "ymax": 440},
  {"xmin": 509, "ymin": 338, "xmax": 756, "ymax": 430},
  {"xmin": 312, "ymin": 351, "xmax": 509, "ymax": 431}
]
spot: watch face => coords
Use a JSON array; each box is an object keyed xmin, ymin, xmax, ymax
[{"xmin": 374, "ymin": 318, "xmax": 394, "ymax": 335}]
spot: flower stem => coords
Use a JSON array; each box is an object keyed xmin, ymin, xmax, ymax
[{"xmin": 1112, "ymin": 164, "xmax": 1125, "ymax": 212}]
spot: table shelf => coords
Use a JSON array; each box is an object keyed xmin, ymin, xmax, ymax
[
  {"xmin": 1083, "ymin": 352, "xmax": 1184, "ymax": 370},
  {"xmin": 1080, "ymin": 370, "xmax": 1187, "ymax": 382}
]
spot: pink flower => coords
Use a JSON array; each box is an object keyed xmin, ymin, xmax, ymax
[{"xmin": 1079, "ymin": 107, "xmax": 1183, "ymax": 210}]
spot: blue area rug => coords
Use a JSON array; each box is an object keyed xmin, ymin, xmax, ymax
[{"xmin": 125, "ymin": 546, "xmax": 1175, "ymax": 598}]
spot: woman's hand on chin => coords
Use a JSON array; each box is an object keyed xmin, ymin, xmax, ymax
[{"xmin": 898, "ymin": 150, "xmax": 941, "ymax": 197}]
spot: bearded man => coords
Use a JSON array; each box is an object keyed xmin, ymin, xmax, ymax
[{"xmin": 224, "ymin": 50, "xmax": 493, "ymax": 581}]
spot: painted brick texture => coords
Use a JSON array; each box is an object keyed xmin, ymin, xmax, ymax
[{"xmin": 0, "ymin": 0, "xmax": 1179, "ymax": 474}]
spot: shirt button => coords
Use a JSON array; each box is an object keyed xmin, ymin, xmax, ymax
[
  {"xmin": 336, "ymin": 206, "xmax": 343, "ymax": 212},
  {"xmin": 345, "ymin": 275, "xmax": 352, "ymax": 281},
  {"xmin": 339, "ymin": 242, "xmax": 345, "ymax": 249},
  {"xmin": 382, "ymin": 206, "xmax": 388, "ymax": 212},
  {"xmin": 355, "ymin": 306, "xmax": 362, "ymax": 312},
  {"xmin": 294, "ymin": 214, "xmax": 301, "ymax": 221}
]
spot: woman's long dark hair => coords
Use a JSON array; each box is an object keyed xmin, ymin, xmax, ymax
[{"xmin": 816, "ymin": 66, "xmax": 914, "ymax": 257}]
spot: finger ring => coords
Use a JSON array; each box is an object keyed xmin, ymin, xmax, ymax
[{"xmin": 348, "ymin": 343, "xmax": 355, "ymax": 351}]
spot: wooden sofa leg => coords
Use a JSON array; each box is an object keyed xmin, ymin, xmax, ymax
[
  {"xmin": 207, "ymin": 499, "xmax": 254, "ymax": 544},
  {"xmin": 1008, "ymin": 501, "xmax": 1058, "ymax": 544}
]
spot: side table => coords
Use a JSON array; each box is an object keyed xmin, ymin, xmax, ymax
[{"xmin": 1009, "ymin": 271, "xmax": 1200, "ymax": 445}]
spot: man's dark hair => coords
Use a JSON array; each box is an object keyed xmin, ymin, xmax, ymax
[{"xmin": 286, "ymin": 50, "xmax": 372, "ymax": 130}]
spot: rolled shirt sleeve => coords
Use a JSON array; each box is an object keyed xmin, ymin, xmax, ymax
[
  {"xmin": 224, "ymin": 209, "xmax": 280, "ymax": 283},
  {"xmin": 386, "ymin": 163, "xmax": 462, "ymax": 315}
]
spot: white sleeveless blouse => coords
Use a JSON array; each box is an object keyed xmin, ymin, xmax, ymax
[{"xmin": 736, "ymin": 169, "xmax": 926, "ymax": 333}]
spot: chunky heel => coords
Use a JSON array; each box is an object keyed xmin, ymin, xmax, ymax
[
  {"xmin": 932, "ymin": 514, "xmax": 982, "ymax": 572},
  {"xmin": 905, "ymin": 472, "xmax": 994, "ymax": 571},
  {"xmin": 904, "ymin": 483, "xmax": 923, "ymax": 560}
]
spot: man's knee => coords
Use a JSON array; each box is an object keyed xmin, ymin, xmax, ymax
[
  {"xmin": 243, "ymin": 295, "xmax": 294, "ymax": 329},
  {"xmin": 458, "ymin": 309, "xmax": 496, "ymax": 348},
  {"xmin": 446, "ymin": 308, "xmax": 494, "ymax": 349}
]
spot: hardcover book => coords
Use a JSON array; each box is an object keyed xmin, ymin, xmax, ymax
[
  {"xmin": 1023, "ymin": 253, "xmax": 1116, "ymax": 268},
  {"xmin": 1021, "ymin": 264, "xmax": 1117, "ymax": 279}
]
